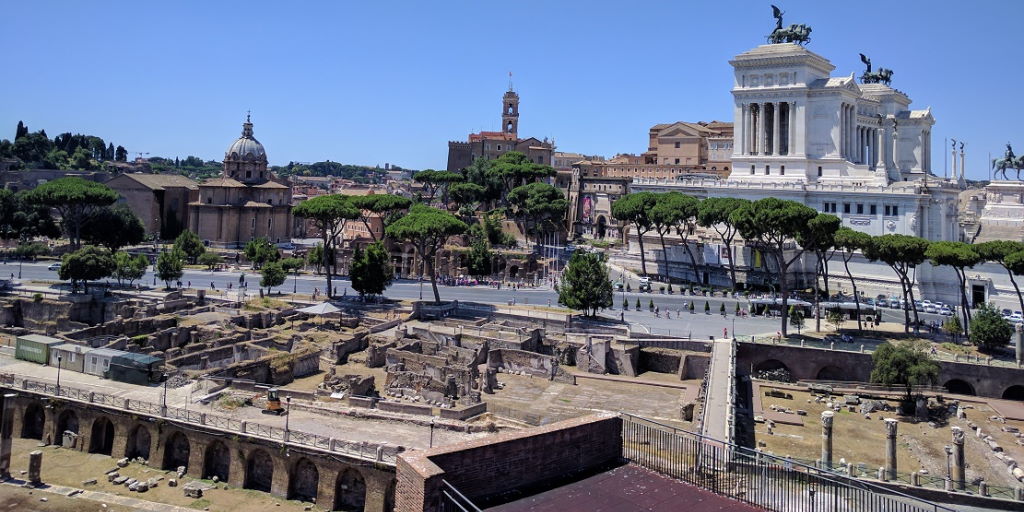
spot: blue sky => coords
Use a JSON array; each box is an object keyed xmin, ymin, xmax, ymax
[{"xmin": 1, "ymin": 1, "xmax": 1021, "ymax": 179}]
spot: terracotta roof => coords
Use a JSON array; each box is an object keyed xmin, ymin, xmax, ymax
[
  {"xmin": 113, "ymin": 173, "xmax": 198, "ymax": 190},
  {"xmin": 254, "ymin": 180, "xmax": 289, "ymax": 189},
  {"xmin": 469, "ymin": 131, "xmax": 517, "ymax": 142},
  {"xmin": 200, "ymin": 177, "xmax": 247, "ymax": 188}
]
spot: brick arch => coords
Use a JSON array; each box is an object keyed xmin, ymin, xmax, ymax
[
  {"xmin": 1003, "ymin": 385, "xmax": 1024, "ymax": 401},
  {"xmin": 21, "ymin": 402, "xmax": 45, "ymax": 440},
  {"xmin": 125, "ymin": 424, "xmax": 152, "ymax": 460},
  {"xmin": 815, "ymin": 365, "xmax": 847, "ymax": 381},
  {"xmin": 244, "ymin": 448, "xmax": 274, "ymax": 492},
  {"xmin": 88, "ymin": 417, "xmax": 115, "ymax": 455},
  {"xmin": 162, "ymin": 430, "xmax": 191, "ymax": 472},
  {"xmin": 288, "ymin": 457, "xmax": 319, "ymax": 503},
  {"xmin": 56, "ymin": 409, "xmax": 80, "ymax": 440},
  {"xmin": 944, "ymin": 379, "xmax": 976, "ymax": 396},
  {"xmin": 333, "ymin": 467, "xmax": 366, "ymax": 511},
  {"xmin": 753, "ymin": 359, "xmax": 793, "ymax": 381},
  {"xmin": 203, "ymin": 440, "xmax": 231, "ymax": 482}
]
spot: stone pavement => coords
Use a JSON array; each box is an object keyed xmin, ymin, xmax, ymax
[{"xmin": 700, "ymin": 338, "xmax": 735, "ymax": 444}]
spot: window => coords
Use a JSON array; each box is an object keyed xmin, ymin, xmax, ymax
[
  {"xmin": 674, "ymin": 142, "xmax": 681, "ymax": 148},
  {"xmin": 765, "ymin": 165, "xmax": 770, "ymax": 175},
  {"xmin": 817, "ymin": 166, "xmax": 823, "ymax": 177},
  {"xmin": 843, "ymin": 203, "xmax": 851, "ymax": 214},
  {"xmin": 206, "ymin": 197, "xmax": 212, "ymax": 204},
  {"xmin": 870, "ymin": 204, "xmax": 877, "ymax": 215},
  {"xmin": 246, "ymin": 170, "xmax": 252, "ymax": 178},
  {"xmin": 750, "ymin": 165, "xmax": 755, "ymax": 175},
  {"xmin": 780, "ymin": 165, "xmax": 785, "ymax": 175},
  {"xmin": 497, "ymin": 145, "xmax": 502, "ymax": 151},
  {"xmin": 674, "ymin": 158, "xmax": 680, "ymax": 164},
  {"xmin": 856, "ymin": 203, "xmax": 864, "ymax": 214},
  {"xmin": 892, "ymin": 205, "xmax": 899, "ymax": 216}
]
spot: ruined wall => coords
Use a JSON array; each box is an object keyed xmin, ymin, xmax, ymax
[
  {"xmin": 487, "ymin": 349, "xmax": 573, "ymax": 383},
  {"xmin": 640, "ymin": 348, "xmax": 681, "ymax": 374}
]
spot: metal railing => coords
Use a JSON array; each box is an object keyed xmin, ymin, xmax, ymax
[
  {"xmin": 621, "ymin": 413, "xmax": 955, "ymax": 512},
  {"xmin": 0, "ymin": 373, "xmax": 398, "ymax": 465},
  {"xmin": 439, "ymin": 479, "xmax": 482, "ymax": 512}
]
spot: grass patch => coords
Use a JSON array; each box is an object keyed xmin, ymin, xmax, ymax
[
  {"xmin": 940, "ymin": 342, "xmax": 972, "ymax": 355},
  {"xmin": 244, "ymin": 297, "xmax": 289, "ymax": 311},
  {"xmin": 215, "ymin": 395, "xmax": 247, "ymax": 411},
  {"xmin": 189, "ymin": 498, "xmax": 212, "ymax": 509}
]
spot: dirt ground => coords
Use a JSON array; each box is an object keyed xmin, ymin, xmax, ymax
[
  {"xmin": 755, "ymin": 385, "xmax": 1024, "ymax": 488},
  {"xmin": 5, "ymin": 438, "xmax": 321, "ymax": 512},
  {"xmin": 0, "ymin": 486, "xmax": 137, "ymax": 512}
]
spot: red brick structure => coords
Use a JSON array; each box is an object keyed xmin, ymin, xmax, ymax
[{"xmin": 395, "ymin": 413, "xmax": 622, "ymax": 511}]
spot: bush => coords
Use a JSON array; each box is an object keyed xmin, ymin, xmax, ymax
[
  {"xmin": 969, "ymin": 302, "xmax": 1013, "ymax": 351},
  {"xmin": 32, "ymin": 292, "xmax": 43, "ymax": 302},
  {"xmin": 130, "ymin": 334, "xmax": 148, "ymax": 346}
]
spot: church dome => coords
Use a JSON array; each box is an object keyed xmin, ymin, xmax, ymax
[{"xmin": 225, "ymin": 115, "xmax": 267, "ymax": 161}]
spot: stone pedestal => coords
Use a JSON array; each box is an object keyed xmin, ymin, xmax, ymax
[
  {"xmin": 884, "ymin": 418, "xmax": 898, "ymax": 480},
  {"xmin": 820, "ymin": 411, "xmax": 834, "ymax": 468},
  {"xmin": 28, "ymin": 450, "xmax": 42, "ymax": 486},
  {"xmin": 951, "ymin": 426, "xmax": 966, "ymax": 490}
]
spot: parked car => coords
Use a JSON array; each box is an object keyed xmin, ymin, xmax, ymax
[
  {"xmin": 922, "ymin": 299, "xmax": 933, "ymax": 307},
  {"xmin": 1002, "ymin": 308, "xmax": 1013, "ymax": 317},
  {"xmin": 1011, "ymin": 312, "xmax": 1024, "ymax": 324},
  {"xmin": 47, "ymin": 263, "xmax": 60, "ymax": 271},
  {"xmin": 939, "ymin": 306, "xmax": 953, "ymax": 316},
  {"xmin": 924, "ymin": 304, "xmax": 938, "ymax": 314},
  {"xmin": 876, "ymin": 294, "xmax": 888, "ymax": 302}
]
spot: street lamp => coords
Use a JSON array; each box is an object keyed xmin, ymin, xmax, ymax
[
  {"xmin": 284, "ymin": 395, "xmax": 292, "ymax": 434},
  {"xmin": 55, "ymin": 354, "xmax": 63, "ymax": 396},
  {"xmin": 17, "ymin": 258, "xmax": 21, "ymax": 279},
  {"xmin": 429, "ymin": 418, "xmax": 436, "ymax": 448},
  {"xmin": 161, "ymin": 372, "xmax": 169, "ymax": 416},
  {"xmin": 292, "ymin": 268, "xmax": 298, "ymax": 294}
]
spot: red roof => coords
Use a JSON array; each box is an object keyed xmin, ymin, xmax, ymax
[{"xmin": 469, "ymin": 131, "xmax": 517, "ymax": 142}]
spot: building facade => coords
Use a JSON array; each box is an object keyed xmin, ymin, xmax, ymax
[
  {"xmin": 187, "ymin": 117, "xmax": 292, "ymax": 248},
  {"xmin": 446, "ymin": 86, "xmax": 554, "ymax": 171},
  {"xmin": 106, "ymin": 173, "xmax": 198, "ymax": 238}
]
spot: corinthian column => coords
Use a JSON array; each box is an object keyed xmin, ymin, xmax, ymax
[
  {"xmin": 884, "ymin": 418, "xmax": 898, "ymax": 480},
  {"xmin": 951, "ymin": 426, "xmax": 966, "ymax": 490},
  {"xmin": 772, "ymin": 102, "xmax": 781, "ymax": 155},
  {"xmin": 821, "ymin": 411, "xmax": 834, "ymax": 468}
]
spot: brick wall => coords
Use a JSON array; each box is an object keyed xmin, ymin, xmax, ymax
[
  {"xmin": 438, "ymin": 402, "xmax": 486, "ymax": 421},
  {"xmin": 395, "ymin": 413, "xmax": 622, "ymax": 512},
  {"xmin": 378, "ymin": 401, "xmax": 434, "ymax": 416}
]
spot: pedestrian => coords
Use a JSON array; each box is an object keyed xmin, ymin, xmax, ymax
[
  {"xmin": 210, "ymin": 282, "xmax": 215, "ymax": 290},
  {"xmin": 723, "ymin": 327, "xmax": 728, "ymax": 338},
  {"xmin": 187, "ymin": 280, "xmax": 191, "ymax": 288}
]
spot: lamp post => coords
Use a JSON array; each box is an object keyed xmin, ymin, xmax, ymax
[
  {"xmin": 292, "ymin": 268, "xmax": 298, "ymax": 294},
  {"xmin": 17, "ymin": 258, "xmax": 21, "ymax": 280},
  {"xmin": 429, "ymin": 418, "xmax": 436, "ymax": 448},
  {"xmin": 55, "ymin": 354, "xmax": 63, "ymax": 396},
  {"xmin": 161, "ymin": 372, "xmax": 169, "ymax": 416},
  {"xmin": 284, "ymin": 395, "xmax": 292, "ymax": 435}
]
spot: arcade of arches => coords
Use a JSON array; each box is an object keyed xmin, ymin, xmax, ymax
[{"xmin": 2, "ymin": 396, "xmax": 394, "ymax": 511}]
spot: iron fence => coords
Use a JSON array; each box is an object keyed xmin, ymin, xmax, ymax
[
  {"xmin": 439, "ymin": 479, "xmax": 482, "ymax": 512},
  {"xmin": 621, "ymin": 413, "xmax": 955, "ymax": 512}
]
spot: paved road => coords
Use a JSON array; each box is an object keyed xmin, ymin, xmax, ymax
[{"xmin": 3, "ymin": 260, "xmax": 955, "ymax": 339}]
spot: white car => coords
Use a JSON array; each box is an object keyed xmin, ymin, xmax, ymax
[
  {"xmin": 1011, "ymin": 312, "xmax": 1024, "ymax": 324},
  {"xmin": 47, "ymin": 263, "xmax": 61, "ymax": 271},
  {"xmin": 939, "ymin": 306, "xmax": 953, "ymax": 316},
  {"xmin": 923, "ymin": 304, "xmax": 937, "ymax": 314}
]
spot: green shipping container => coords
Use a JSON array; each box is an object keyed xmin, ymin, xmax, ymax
[{"xmin": 15, "ymin": 334, "xmax": 64, "ymax": 365}]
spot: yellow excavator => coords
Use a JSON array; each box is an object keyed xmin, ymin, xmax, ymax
[{"xmin": 260, "ymin": 387, "xmax": 287, "ymax": 416}]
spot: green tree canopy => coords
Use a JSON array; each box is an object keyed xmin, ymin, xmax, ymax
[
  {"xmin": 413, "ymin": 169, "xmax": 464, "ymax": 204},
  {"xmin": 259, "ymin": 261, "xmax": 286, "ymax": 294},
  {"xmin": 870, "ymin": 340, "xmax": 940, "ymax": 401},
  {"xmin": 156, "ymin": 249, "xmax": 185, "ymax": 288},
  {"xmin": 507, "ymin": 182, "xmax": 567, "ymax": 249},
  {"xmin": 863, "ymin": 234, "xmax": 930, "ymax": 333},
  {"xmin": 244, "ymin": 237, "xmax": 279, "ymax": 269},
  {"xmin": 969, "ymin": 302, "xmax": 1013, "ymax": 351},
  {"xmin": 81, "ymin": 204, "xmax": 145, "ymax": 252},
  {"xmin": 465, "ymin": 238, "xmax": 493, "ymax": 278},
  {"xmin": 385, "ymin": 205, "xmax": 467, "ymax": 303},
  {"xmin": 611, "ymin": 192, "xmax": 659, "ymax": 276},
  {"xmin": 695, "ymin": 197, "xmax": 750, "ymax": 289},
  {"xmin": 975, "ymin": 240, "xmax": 1024, "ymax": 316},
  {"xmin": 834, "ymin": 227, "xmax": 873, "ymax": 330},
  {"xmin": 293, "ymin": 194, "xmax": 359, "ymax": 297},
  {"xmin": 113, "ymin": 251, "xmax": 148, "ymax": 287},
  {"xmin": 350, "ymin": 241, "xmax": 394, "ymax": 299},
  {"xmin": 23, "ymin": 177, "xmax": 119, "ymax": 248},
  {"xmin": 649, "ymin": 192, "xmax": 701, "ymax": 283},
  {"xmin": 59, "ymin": 245, "xmax": 116, "ymax": 293},
  {"xmin": 448, "ymin": 183, "xmax": 487, "ymax": 210},
  {"xmin": 198, "ymin": 251, "xmax": 223, "ymax": 270},
  {"xmin": 460, "ymin": 158, "xmax": 503, "ymax": 208},
  {"xmin": 926, "ymin": 241, "xmax": 981, "ymax": 334},
  {"xmin": 173, "ymin": 229, "xmax": 206, "ymax": 264},
  {"xmin": 798, "ymin": 213, "xmax": 841, "ymax": 332},
  {"xmin": 730, "ymin": 197, "xmax": 819, "ymax": 335},
  {"xmin": 346, "ymin": 193, "xmax": 412, "ymax": 241},
  {"xmin": 557, "ymin": 251, "xmax": 613, "ymax": 316},
  {"xmin": 0, "ymin": 189, "xmax": 59, "ymax": 242},
  {"xmin": 486, "ymin": 151, "xmax": 556, "ymax": 203}
]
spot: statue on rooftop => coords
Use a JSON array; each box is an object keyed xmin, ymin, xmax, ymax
[
  {"xmin": 859, "ymin": 53, "xmax": 893, "ymax": 85},
  {"xmin": 767, "ymin": 6, "xmax": 812, "ymax": 45},
  {"xmin": 991, "ymin": 143, "xmax": 1023, "ymax": 181}
]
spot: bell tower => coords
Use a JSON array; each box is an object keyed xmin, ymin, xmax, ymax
[{"xmin": 502, "ymin": 75, "xmax": 519, "ymax": 137}]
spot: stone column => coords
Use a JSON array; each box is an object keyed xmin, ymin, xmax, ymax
[
  {"xmin": 363, "ymin": 468, "xmax": 394, "ymax": 512},
  {"xmin": 0, "ymin": 394, "xmax": 14, "ymax": 479},
  {"xmin": 316, "ymin": 465, "xmax": 339, "ymax": 510},
  {"xmin": 884, "ymin": 418, "xmax": 898, "ymax": 480},
  {"xmin": 772, "ymin": 102, "xmax": 781, "ymax": 155},
  {"xmin": 892, "ymin": 121, "xmax": 900, "ymax": 172},
  {"xmin": 739, "ymin": 104, "xmax": 747, "ymax": 155},
  {"xmin": 820, "ymin": 411, "xmax": 834, "ymax": 468},
  {"xmin": 270, "ymin": 455, "xmax": 290, "ymax": 499},
  {"xmin": 1015, "ymin": 323, "xmax": 1022, "ymax": 365},
  {"xmin": 876, "ymin": 127, "xmax": 886, "ymax": 168},
  {"xmin": 28, "ymin": 450, "xmax": 42, "ymax": 486},
  {"xmin": 788, "ymin": 102, "xmax": 796, "ymax": 155},
  {"xmin": 760, "ymin": 103, "xmax": 769, "ymax": 155},
  {"xmin": 952, "ymin": 426, "xmax": 966, "ymax": 490},
  {"xmin": 839, "ymin": 105, "xmax": 845, "ymax": 158}
]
